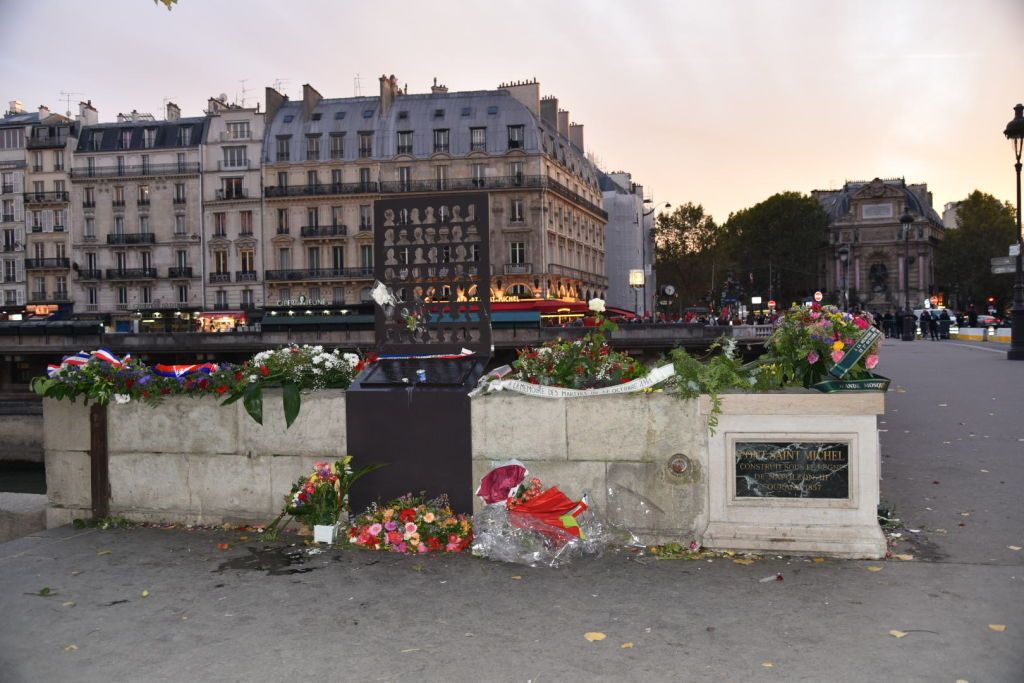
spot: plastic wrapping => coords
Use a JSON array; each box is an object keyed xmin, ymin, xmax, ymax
[{"xmin": 471, "ymin": 494, "xmax": 611, "ymax": 568}]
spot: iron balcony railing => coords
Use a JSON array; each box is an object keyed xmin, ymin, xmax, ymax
[
  {"xmin": 82, "ymin": 201, "xmax": 95, "ymax": 209},
  {"xmin": 235, "ymin": 271, "xmax": 258, "ymax": 281},
  {"xmin": 77, "ymin": 269, "xmax": 103, "ymax": 280},
  {"xmin": 265, "ymin": 181, "xmax": 379, "ymax": 198},
  {"xmin": 504, "ymin": 263, "xmax": 532, "ymax": 275},
  {"xmin": 264, "ymin": 267, "xmax": 373, "ymax": 281},
  {"xmin": 24, "ymin": 191, "xmax": 69, "ymax": 204},
  {"xmin": 105, "ymin": 268, "xmax": 157, "ymax": 280},
  {"xmin": 25, "ymin": 258, "xmax": 71, "ymax": 269},
  {"xmin": 548, "ymin": 263, "xmax": 609, "ymax": 288},
  {"xmin": 301, "ymin": 224, "xmax": 347, "ymax": 238},
  {"xmin": 214, "ymin": 188, "xmax": 249, "ymax": 200},
  {"xmin": 209, "ymin": 272, "xmax": 231, "ymax": 283},
  {"xmin": 27, "ymin": 135, "xmax": 69, "ymax": 149},
  {"xmin": 107, "ymin": 233, "xmax": 156, "ymax": 245},
  {"xmin": 29, "ymin": 291, "xmax": 49, "ymax": 302},
  {"xmin": 70, "ymin": 162, "xmax": 200, "ymax": 179},
  {"xmin": 168, "ymin": 267, "xmax": 194, "ymax": 278},
  {"xmin": 2, "ymin": 243, "xmax": 21, "ymax": 252}
]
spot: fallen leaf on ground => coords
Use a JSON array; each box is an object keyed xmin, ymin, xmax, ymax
[
  {"xmin": 621, "ymin": 642, "xmax": 634, "ymax": 649},
  {"xmin": 889, "ymin": 630, "xmax": 908, "ymax": 638},
  {"xmin": 217, "ymin": 543, "xmax": 230, "ymax": 551},
  {"xmin": 762, "ymin": 662, "xmax": 774, "ymax": 668},
  {"xmin": 584, "ymin": 632, "xmax": 607, "ymax": 642},
  {"xmin": 97, "ymin": 550, "xmax": 112, "ymax": 556},
  {"xmin": 1008, "ymin": 546, "xmax": 1021, "ymax": 551},
  {"xmin": 64, "ymin": 644, "xmax": 78, "ymax": 652},
  {"xmin": 812, "ymin": 558, "xmax": 825, "ymax": 564},
  {"xmin": 866, "ymin": 566, "xmax": 883, "ymax": 572},
  {"xmin": 400, "ymin": 648, "xmax": 420, "ymax": 653},
  {"xmin": 511, "ymin": 576, "xmax": 522, "ymax": 580},
  {"xmin": 759, "ymin": 573, "xmax": 783, "ymax": 583},
  {"xmin": 894, "ymin": 554, "xmax": 914, "ymax": 561},
  {"xmin": 733, "ymin": 559, "xmax": 754, "ymax": 565},
  {"xmin": 988, "ymin": 624, "xmax": 1006, "ymax": 632},
  {"xmin": 141, "ymin": 590, "xmax": 150, "ymax": 598},
  {"xmin": 61, "ymin": 601, "xmax": 75, "ymax": 608},
  {"xmin": 238, "ymin": 536, "xmax": 249, "ymax": 541}
]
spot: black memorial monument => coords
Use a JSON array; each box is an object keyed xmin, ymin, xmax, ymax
[{"xmin": 346, "ymin": 193, "xmax": 491, "ymax": 513}]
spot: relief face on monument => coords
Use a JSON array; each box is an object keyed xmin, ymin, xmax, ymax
[{"xmin": 734, "ymin": 441, "xmax": 850, "ymax": 499}]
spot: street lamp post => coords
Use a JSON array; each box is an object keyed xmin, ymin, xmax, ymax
[
  {"xmin": 900, "ymin": 208, "xmax": 916, "ymax": 341},
  {"xmin": 1004, "ymin": 103, "xmax": 1024, "ymax": 361},
  {"xmin": 628, "ymin": 269, "xmax": 645, "ymax": 318},
  {"xmin": 641, "ymin": 200, "xmax": 671, "ymax": 319},
  {"xmin": 838, "ymin": 245, "xmax": 850, "ymax": 311}
]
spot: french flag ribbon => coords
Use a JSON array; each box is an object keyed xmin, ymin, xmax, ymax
[
  {"xmin": 92, "ymin": 348, "xmax": 131, "ymax": 369},
  {"xmin": 46, "ymin": 351, "xmax": 94, "ymax": 378},
  {"xmin": 153, "ymin": 363, "xmax": 219, "ymax": 379}
]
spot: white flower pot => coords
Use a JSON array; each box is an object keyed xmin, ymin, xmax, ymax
[{"xmin": 313, "ymin": 523, "xmax": 339, "ymax": 544}]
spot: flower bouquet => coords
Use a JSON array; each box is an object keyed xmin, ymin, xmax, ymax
[
  {"xmin": 348, "ymin": 494, "xmax": 473, "ymax": 554},
  {"xmin": 276, "ymin": 456, "xmax": 385, "ymax": 543},
  {"xmin": 759, "ymin": 304, "xmax": 887, "ymax": 391}
]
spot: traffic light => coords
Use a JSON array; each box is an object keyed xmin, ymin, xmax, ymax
[{"xmin": 987, "ymin": 296, "xmax": 996, "ymax": 304}]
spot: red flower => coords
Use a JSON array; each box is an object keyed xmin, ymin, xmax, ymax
[
  {"xmin": 427, "ymin": 536, "xmax": 443, "ymax": 551},
  {"xmin": 142, "ymin": 390, "xmax": 150, "ymax": 399},
  {"xmin": 234, "ymin": 372, "xmax": 244, "ymax": 381},
  {"xmin": 528, "ymin": 377, "xmax": 539, "ymax": 384},
  {"xmin": 399, "ymin": 508, "xmax": 417, "ymax": 523},
  {"xmin": 216, "ymin": 385, "xmax": 228, "ymax": 394},
  {"xmin": 259, "ymin": 365, "xmax": 270, "ymax": 377},
  {"xmin": 125, "ymin": 379, "xmax": 135, "ymax": 390},
  {"xmin": 198, "ymin": 378, "xmax": 209, "ymax": 390},
  {"xmin": 161, "ymin": 387, "xmax": 172, "ymax": 395}
]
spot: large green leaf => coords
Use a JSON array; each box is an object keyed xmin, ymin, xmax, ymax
[
  {"xmin": 282, "ymin": 382, "xmax": 301, "ymax": 429},
  {"xmin": 242, "ymin": 383, "xmax": 263, "ymax": 425}
]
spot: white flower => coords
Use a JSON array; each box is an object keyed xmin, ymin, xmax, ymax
[
  {"xmin": 588, "ymin": 298, "xmax": 606, "ymax": 313},
  {"xmin": 113, "ymin": 394, "xmax": 131, "ymax": 404},
  {"xmin": 343, "ymin": 353, "xmax": 360, "ymax": 367}
]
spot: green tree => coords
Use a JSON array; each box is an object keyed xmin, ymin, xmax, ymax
[
  {"xmin": 653, "ymin": 203, "xmax": 721, "ymax": 308},
  {"xmin": 719, "ymin": 192, "xmax": 829, "ymax": 309},
  {"xmin": 935, "ymin": 190, "xmax": 1017, "ymax": 311}
]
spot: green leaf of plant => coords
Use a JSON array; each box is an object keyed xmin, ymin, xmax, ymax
[
  {"xmin": 282, "ymin": 382, "xmax": 300, "ymax": 428},
  {"xmin": 242, "ymin": 383, "xmax": 263, "ymax": 425},
  {"xmin": 220, "ymin": 391, "xmax": 243, "ymax": 406}
]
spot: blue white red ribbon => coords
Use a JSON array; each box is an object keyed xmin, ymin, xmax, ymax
[
  {"xmin": 47, "ymin": 349, "xmax": 131, "ymax": 378},
  {"xmin": 153, "ymin": 363, "xmax": 219, "ymax": 379}
]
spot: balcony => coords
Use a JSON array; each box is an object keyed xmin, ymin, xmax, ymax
[
  {"xmin": 52, "ymin": 292, "xmax": 70, "ymax": 302},
  {"xmin": 359, "ymin": 222, "xmax": 372, "ymax": 232},
  {"xmin": 168, "ymin": 267, "xmax": 194, "ymax": 278},
  {"xmin": 112, "ymin": 200, "xmax": 125, "ymax": 208},
  {"xmin": 235, "ymin": 271, "xmax": 258, "ymax": 282},
  {"xmin": 77, "ymin": 269, "xmax": 102, "ymax": 280},
  {"xmin": 548, "ymin": 263, "xmax": 609, "ymax": 288},
  {"xmin": 138, "ymin": 199, "xmax": 150, "ymax": 207},
  {"xmin": 24, "ymin": 191, "xmax": 69, "ymax": 204},
  {"xmin": 397, "ymin": 145, "xmax": 413, "ymax": 155},
  {"xmin": 264, "ymin": 267, "xmax": 373, "ymax": 281},
  {"xmin": 31, "ymin": 291, "xmax": 70, "ymax": 303},
  {"xmin": 217, "ymin": 160, "xmax": 250, "ymax": 171},
  {"xmin": 209, "ymin": 272, "xmax": 231, "ymax": 283},
  {"xmin": 82, "ymin": 201, "xmax": 95, "ymax": 209},
  {"xmin": 1, "ymin": 214, "xmax": 15, "ymax": 223},
  {"xmin": 214, "ymin": 188, "xmax": 249, "ymax": 200},
  {"xmin": 1, "ymin": 185, "xmax": 13, "ymax": 194},
  {"xmin": 173, "ymin": 197, "xmax": 187, "ymax": 205},
  {"xmin": 106, "ymin": 268, "xmax": 157, "ymax": 280},
  {"xmin": 503, "ymin": 263, "xmax": 533, "ymax": 275},
  {"xmin": 2, "ymin": 243, "xmax": 21, "ymax": 253},
  {"xmin": 106, "ymin": 233, "xmax": 156, "ymax": 245},
  {"xmin": 70, "ymin": 162, "xmax": 200, "ymax": 179},
  {"xmin": 265, "ymin": 181, "xmax": 379, "ymax": 199},
  {"xmin": 301, "ymin": 224, "xmax": 347, "ymax": 238},
  {"xmin": 25, "ymin": 258, "xmax": 71, "ymax": 270},
  {"xmin": 28, "ymin": 291, "xmax": 49, "ymax": 302},
  {"xmin": 27, "ymin": 134, "xmax": 68, "ymax": 149}
]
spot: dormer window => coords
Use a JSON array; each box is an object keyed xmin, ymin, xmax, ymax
[
  {"xmin": 119, "ymin": 129, "xmax": 132, "ymax": 149},
  {"xmin": 143, "ymin": 128, "xmax": 156, "ymax": 149},
  {"xmin": 177, "ymin": 126, "xmax": 192, "ymax": 146}
]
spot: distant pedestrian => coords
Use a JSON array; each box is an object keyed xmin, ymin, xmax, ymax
[
  {"xmin": 939, "ymin": 309, "xmax": 951, "ymax": 340},
  {"xmin": 968, "ymin": 304, "xmax": 978, "ymax": 328},
  {"xmin": 919, "ymin": 310, "xmax": 930, "ymax": 339},
  {"xmin": 929, "ymin": 311, "xmax": 940, "ymax": 340}
]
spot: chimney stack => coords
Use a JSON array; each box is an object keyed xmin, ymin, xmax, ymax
[
  {"xmin": 165, "ymin": 101, "xmax": 180, "ymax": 121},
  {"xmin": 8, "ymin": 100, "xmax": 23, "ymax": 115},
  {"xmin": 540, "ymin": 96, "xmax": 558, "ymax": 127},
  {"xmin": 302, "ymin": 83, "xmax": 323, "ymax": 119},
  {"xmin": 37, "ymin": 105, "xmax": 50, "ymax": 119},
  {"xmin": 569, "ymin": 123, "xmax": 584, "ymax": 151},
  {"xmin": 265, "ymin": 86, "xmax": 288, "ymax": 122},
  {"xmin": 77, "ymin": 100, "xmax": 98, "ymax": 125},
  {"xmin": 378, "ymin": 74, "xmax": 402, "ymax": 116},
  {"xmin": 430, "ymin": 77, "xmax": 449, "ymax": 94},
  {"xmin": 557, "ymin": 109, "xmax": 569, "ymax": 137}
]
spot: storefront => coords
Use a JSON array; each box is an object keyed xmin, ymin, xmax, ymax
[{"xmin": 195, "ymin": 311, "xmax": 249, "ymax": 333}]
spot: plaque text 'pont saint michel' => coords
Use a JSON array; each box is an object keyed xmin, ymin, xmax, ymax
[{"xmin": 734, "ymin": 441, "xmax": 850, "ymax": 499}]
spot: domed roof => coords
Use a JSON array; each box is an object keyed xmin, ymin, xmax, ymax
[{"xmin": 816, "ymin": 178, "xmax": 944, "ymax": 227}]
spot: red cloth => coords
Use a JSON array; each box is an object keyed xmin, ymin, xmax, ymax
[
  {"xmin": 475, "ymin": 464, "xmax": 527, "ymax": 504},
  {"xmin": 510, "ymin": 487, "xmax": 587, "ymax": 538}
]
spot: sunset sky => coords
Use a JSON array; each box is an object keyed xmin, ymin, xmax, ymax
[{"xmin": 2, "ymin": 0, "xmax": 1021, "ymax": 222}]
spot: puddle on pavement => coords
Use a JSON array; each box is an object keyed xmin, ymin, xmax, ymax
[{"xmin": 215, "ymin": 545, "xmax": 318, "ymax": 576}]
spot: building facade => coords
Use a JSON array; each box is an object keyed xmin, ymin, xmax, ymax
[
  {"xmin": 259, "ymin": 76, "xmax": 608, "ymax": 308},
  {"xmin": 813, "ymin": 178, "xmax": 945, "ymax": 314},
  {"xmin": 0, "ymin": 102, "xmax": 32, "ymax": 313},
  {"xmin": 201, "ymin": 96, "xmax": 265, "ymax": 312},
  {"xmin": 600, "ymin": 171, "xmax": 655, "ymax": 314},
  {"xmin": 70, "ymin": 103, "xmax": 208, "ymax": 329}
]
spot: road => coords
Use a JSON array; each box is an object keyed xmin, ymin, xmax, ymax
[{"xmin": 0, "ymin": 338, "xmax": 1021, "ymax": 682}]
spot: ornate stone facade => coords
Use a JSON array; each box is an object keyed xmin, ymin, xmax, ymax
[{"xmin": 813, "ymin": 178, "xmax": 945, "ymax": 314}]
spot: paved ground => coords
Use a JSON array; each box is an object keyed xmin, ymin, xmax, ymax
[{"xmin": 0, "ymin": 339, "xmax": 1022, "ymax": 682}]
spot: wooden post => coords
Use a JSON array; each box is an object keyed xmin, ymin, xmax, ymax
[{"xmin": 89, "ymin": 403, "xmax": 109, "ymax": 519}]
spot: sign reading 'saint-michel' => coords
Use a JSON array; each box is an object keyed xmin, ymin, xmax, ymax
[{"xmin": 734, "ymin": 441, "xmax": 850, "ymax": 499}]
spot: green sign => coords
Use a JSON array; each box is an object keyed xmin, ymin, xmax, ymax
[
  {"xmin": 813, "ymin": 373, "xmax": 890, "ymax": 393},
  {"xmin": 829, "ymin": 327, "xmax": 882, "ymax": 379}
]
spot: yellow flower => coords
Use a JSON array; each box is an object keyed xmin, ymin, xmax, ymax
[
  {"xmin": 423, "ymin": 512, "xmax": 435, "ymax": 523},
  {"xmin": 832, "ymin": 340, "xmax": 844, "ymax": 351}
]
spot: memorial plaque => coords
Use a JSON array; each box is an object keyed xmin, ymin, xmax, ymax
[
  {"xmin": 373, "ymin": 193, "xmax": 491, "ymax": 356},
  {"xmin": 734, "ymin": 441, "xmax": 850, "ymax": 498}
]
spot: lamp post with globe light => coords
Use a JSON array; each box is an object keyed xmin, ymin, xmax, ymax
[{"xmin": 1003, "ymin": 103, "xmax": 1024, "ymax": 360}]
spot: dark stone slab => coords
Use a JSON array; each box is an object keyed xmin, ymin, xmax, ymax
[{"xmin": 735, "ymin": 441, "xmax": 850, "ymax": 499}]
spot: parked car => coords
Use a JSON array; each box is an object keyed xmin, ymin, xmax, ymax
[{"xmin": 976, "ymin": 314, "xmax": 1003, "ymax": 327}]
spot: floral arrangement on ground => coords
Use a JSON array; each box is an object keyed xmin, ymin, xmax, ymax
[
  {"xmin": 32, "ymin": 345, "xmax": 371, "ymax": 426},
  {"xmin": 348, "ymin": 494, "xmax": 473, "ymax": 554}
]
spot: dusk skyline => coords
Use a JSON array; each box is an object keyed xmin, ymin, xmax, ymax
[{"xmin": 2, "ymin": 0, "xmax": 1021, "ymax": 221}]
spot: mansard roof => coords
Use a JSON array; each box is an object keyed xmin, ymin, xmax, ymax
[
  {"xmin": 816, "ymin": 178, "xmax": 943, "ymax": 227},
  {"xmin": 75, "ymin": 117, "xmax": 209, "ymax": 153}
]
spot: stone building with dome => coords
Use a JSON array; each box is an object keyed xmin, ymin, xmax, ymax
[{"xmin": 812, "ymin": 178, "xmax": 945, "ymax": 314}]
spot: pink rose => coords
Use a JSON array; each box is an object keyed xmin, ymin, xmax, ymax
[
  {"xmin": 865, "ymin": 354, "xmax": 879, "ymax": 370},
  {"xmin": 831, "ymin": 350, "xmax": 844, "ymax": 363},
  {"xmin": 404, "ymin": 521, "xmax": 417, "ymax": 534},
  {"xmin": 854, "ymin": 317, "xmax": 870, "ymax": 330},
  {"xmin": 394, "ymin": 542, "xmax": 408, "ymax": 553},
  {"xmin": 806, "ymin": 351, "xmax": 820, "ymax": 364},
  {"xmin": 368, "ymin": 523, "xmax": 382, "ymax": 536},
  {"xmin": 417, "ymin": 543, "xmax": 428, "ymax": 553},
  {"xmin": 384, "ymin": 520, "xmax": 398, "ymax": 531}
]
